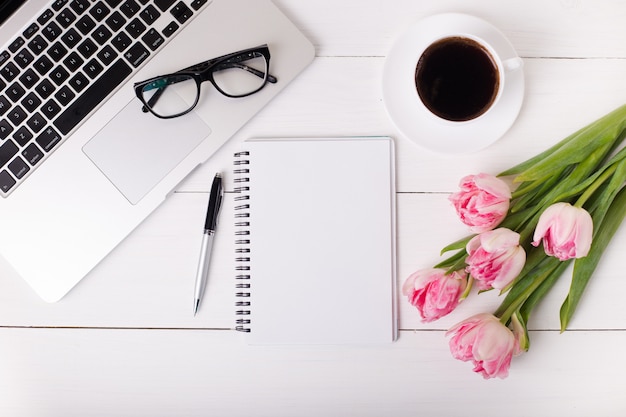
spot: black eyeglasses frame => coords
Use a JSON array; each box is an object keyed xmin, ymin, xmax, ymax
[{"xmin": 133, "ymin": 44, "xmax": 277, "ymax": 119}]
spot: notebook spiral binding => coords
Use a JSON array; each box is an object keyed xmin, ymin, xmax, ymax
[{"xmin": 234, "ymin": 151, "xmax": 252, "ymax": 332}]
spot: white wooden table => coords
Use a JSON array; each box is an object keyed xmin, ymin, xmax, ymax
[{"xmin": 3, "ymin": 0, "xmax": 626, "ymax": 415}]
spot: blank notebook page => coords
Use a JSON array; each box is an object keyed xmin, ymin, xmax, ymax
[{"xmin": 235, "ymin": 137, "xmax": 397, "ymax": 344}]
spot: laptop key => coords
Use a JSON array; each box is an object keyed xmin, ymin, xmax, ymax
[
  {"xmin": 70, "ymin": 0, "xmax": 91, "ymax": 15},
  {"xmin": 112, "ymin": 32, "xmax": 132, "ymax": 52},
  {"xmin": 120, "ymin": 0, "xmax": 141, "ymax": 18},
  {"xmin": 140, "ymin": 5, "xmax": 160, "ymax": 25},
  {"xmin": 50, "ymin": 65, "xmax": 70, "ymax": 86},
  {"xmin": 61, "ymin": 28, "xmax": 82, "ymax": 48},
  {"xmin": 28, "ymin": 35, "xmax": 49, "ymax": 55},
  {"xmin": 15, "ymin": 49, "xmax": 34, "ymax": 68},
  {"xmin": 0, "ymin": 51, "xmax": 10, "ymax": 67},
  {"xmin": 56, "ymin": 8, "xmax": 77, "ymax": 28},
  {"xmin": 142, "ymin": 28, "xmax": 164, "ymax": 51},
  {"xmin": 83, "ymin": 59, "xmax": 103, "ymax": 79},
  {"xmin": 42, "ymin": 22, "xmax": 63, "ymax": 42},
  {"xmin": 27, "ymin": 113, "xmax": 46, "ymax": 133},
  {"xmin": 35, "ymin": 79, "xmax": 56, "ymax": 99},
  {"xmin": 7, "ymin": 106, "xmax": 27, "ymax": 126},
  {"xmin": 105, "ymin": 11, "xmax": 127, "ymax": 32},
  {"xmin": 37, "ymin": 9, "xmax": 55, "ymax": 26},
  {"xmin": 77, "ymin": 38, "xmax": 98, "ymax": 58},
  {"xmin": 52, "ymin": 0, "xmax": 70, "ymax": 11},
  {"xmin": 1, "ymin": 62, "xmax": 20, "ymax": 82},
  {"xmin": 19, "ymin": 68, "xmax": 40, "ymax": 89},
  {"xmin": 162, "ymin": 21, "xmax": 178, "ymax": 38},
  {"xmin": 54, "ymin": 86, "xmax": 75, "ymax": 106},
  {"xmin": 76, "ymin": 15, "xmax": 97, "ymax": 35},
  {"xmin": 13, "ymin": 126, "xmax": 33, "ymax": 146},
  {"xmin": 123, "ymin": 42, "xmax": 149, "ymax": 67},
  {"xmin": 48, "ymin": 42, "xmax": 69, "ymax": 62},
  {"xmin": 22, "ymin": 92, "xmax": 42, "ymax": 112},
  {"xmin": 90, "ymin": 1, "xmax": 111, "ymax": 22},
  {"xmin": 0, "ymin": 139, "xmax": 19, "ymax": 168},
  {"xmin": 126, "ymin": 18, "xmax": 147, "ymax": 38},
  {"xmin": 23, "ymin": 23, "xmax": 40, "ymax": 39},
  {"xmin": 8, "ymin": 157, "xmax": 30, "ymax": 179},
  {"xmin": 6, "ymin": 83, "xmax": 26, "ymax": 103},
  {"xmin": 63, "ymin": 51, "xmax": 84, "ymax": 72},
  {"xmin": 54, "ymin": 59, "xmax": 132, "ymax": 135},
  {"xmin": 68, "ymin": 72, "xmax": 89, "ymax": 92},
  {"xmin": 36, "ymin": 127, "xmax": 62, "ymax": 152},
  {"xmin": 0, "ymin": 96, "xmax": 10, "ymax": 116},
  {"xmin": 9, "ymin": 37, "xmax": 25, "ymax": 53},
  {"xmin": 97, "ymin": 45, "xmax": 117, "ymax": 65},
  {"xmin": 0, "ymin": 170, "xmax": 16, "ymax": 193},
  {"xmin": 171, "ymin": 2, "xmax": 193, "ymax": 24},
  {"xmin": 92, "ymin": 25, "xmax": 113, "ymax": 45},
  {"xmin": 155, "ymin": 0, "xmax": 176, "ymax": 12},
  {"xmin": 42, "ymin": 99, "xmax": 62, "ymax": 119},
  {"xmin": 0, "ymin": 120, "xmax": 13, "ymax": 139},
  {"xmin": 105, "ymin": 0, "xmax": 124, "ymax": 8},
  {"xmin": 34, "ymin": 56, "xmax": 54, "ymax": 75},
  {"xmin": 190, "ymin": 0, "xmax": 208, "ymax": 10},
  {"xmin": 22, "ymin": 143, "xmax": 44, "ymax": 166}
]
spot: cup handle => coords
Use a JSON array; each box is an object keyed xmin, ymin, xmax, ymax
[{"xmin": 503, "ymin": 56, "xmax": 523, "ymax": 72}]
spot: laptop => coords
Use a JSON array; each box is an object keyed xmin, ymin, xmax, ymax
[{"xmin": 0, "ymin": 0, "xmax": 315, "ymax": 302}]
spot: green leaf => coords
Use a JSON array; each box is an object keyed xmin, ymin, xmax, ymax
[
  {"xmin": 494, "ymin": 255, "xmax": 561, "ymax": 319},
  {"xmin": 511, "ymin": 310, "xmax": 530, "ymax": 352},
  {"xmin": 498, "ymin": 124, "xmax": 590, "ymax": 177},
  {"xmin": 560, "ymin": 185, "xmax": 626, "ymax": 331},
  {"xmin": 515, "ymin": 128, "xmax": 618, "ymax": 183},
  {"xmin": 440, "ymin": 234, "xmax": 474, "ymax": 255},
  {"xmin": 433, "ymin": 248, "xmax": 466, "ymax": 270},
  {"xmin": 519, "ymin": 259, "xmax": 570, "ymax": 323},
  {"xmin": 509, "ymin": 105, "xmax": 626, "ymax": 182},
  {"xmin": 586, "ymin": 158, "xmax": 626, "ymax": 230}
]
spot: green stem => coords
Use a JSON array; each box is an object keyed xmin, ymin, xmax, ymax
[
  {"xmin": 498, "ymin": 261, "xmax": 559, "ymax": 324},
  {"xmin": 574, "ymin": 163, "xmax": 617, "ymax": 208}
]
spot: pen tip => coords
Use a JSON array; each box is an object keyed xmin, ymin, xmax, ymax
[{"xmin": 194, "ymin": 299, "xmax": 199, "ymax": 316}]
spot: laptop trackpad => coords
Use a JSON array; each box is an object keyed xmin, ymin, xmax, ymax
[{"xmin": 83, "ymin": 98, "xmax": 211, "ymax": 204}]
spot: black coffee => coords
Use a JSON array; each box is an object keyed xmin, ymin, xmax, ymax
[{"xmin": 415, "ymin": 36, "xmax": 499, "ymax": 121}]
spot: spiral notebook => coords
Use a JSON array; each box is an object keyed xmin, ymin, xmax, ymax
[{"xmin": 233, "ymin": 137, "xmax": 398, "ymax": 344}]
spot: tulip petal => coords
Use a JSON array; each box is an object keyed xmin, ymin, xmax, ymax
[{"xmin": 533, "ymin": 203, "xmax": 593, "ymax": 261}]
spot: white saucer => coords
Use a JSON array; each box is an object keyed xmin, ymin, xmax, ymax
[{"xmin": 382, "ymin": 13, "xmax": 524, "ymax": 154}]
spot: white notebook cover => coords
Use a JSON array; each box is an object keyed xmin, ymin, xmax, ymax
[{"xmin": 234, "ymin": 137, "xmax": 397, "ymax": 344}]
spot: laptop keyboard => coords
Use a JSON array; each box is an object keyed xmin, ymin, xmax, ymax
[{"xmin": 0, "ymin": 0, "xmax": 209, "ymax": 196}]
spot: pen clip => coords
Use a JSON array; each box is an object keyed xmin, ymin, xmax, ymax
[
  {"xmin": 215, "ymin": 188, "xmax": 223, "ymax": 226},
  {"xmin": 205, "ymin": 173, "xmax": 223, "ymax": 231}
]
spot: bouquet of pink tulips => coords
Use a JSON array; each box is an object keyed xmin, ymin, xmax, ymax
[{"xmin": 403, "ymin": 104, "xmax": 626, "ymax": 379}]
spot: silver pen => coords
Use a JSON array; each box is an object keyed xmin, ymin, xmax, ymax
[{"xmin": 193, "ymin": 173, "xmax": 223, "ymax": 316}]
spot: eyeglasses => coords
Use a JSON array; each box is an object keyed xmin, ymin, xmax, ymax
[{"xmin": 133, "ymin": 44, "xmax": 277, "ymax": 119}]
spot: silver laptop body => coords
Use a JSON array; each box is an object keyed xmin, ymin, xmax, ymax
[{"xmin": 0, "ymin": 0, "xmax": 314, "ymax": 301}]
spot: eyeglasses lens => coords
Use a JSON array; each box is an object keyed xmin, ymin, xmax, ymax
[
  {"xmin": 213, "ymin": 52, "xmax": 268, "ymax": 97},
  {"xmin": 140, "ymin": 74, "xmax": 198, "ymax": 118}
]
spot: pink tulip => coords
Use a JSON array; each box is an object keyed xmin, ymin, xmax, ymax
[
  {"xmin": 402, "ymin": 268, "xmax": 467, "ymax": 323},
  {"xmin": 466, "ymin": 228, "xmax": 526, "ymax": 290},
  {"xmin": 447, "ymin": 313, "xmax": 518, "ymax": 379},
  {"xmin": 449, "ymin": 173, "xmax": 512, "ymax": 233},
  {"xmin": 532, "ymin": 202, "xmax": 593, "ymax": 261}
]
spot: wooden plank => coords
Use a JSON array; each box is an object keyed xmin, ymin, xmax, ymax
[
  {"xmin": 274, "ymin": 0, "xmax": 626, "ymax": 58},
  {"xmin": 2, "ymin": 192, "xmax": 625, "ymax": 332},
  {"xmin": 0, "ymin": 327, "xmax": 624, "ymax": 416}
]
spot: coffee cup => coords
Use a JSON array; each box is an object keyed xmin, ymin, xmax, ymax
[{"xmin": 414, "ymin": 34, "xmax": 522, "ymax": 124}]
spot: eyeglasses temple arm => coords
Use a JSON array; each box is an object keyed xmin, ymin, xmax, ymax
[
  {"xmin": 214, "ymin": 62, "xmax": 277, "ymax": 83},
  {"xmin": 141, "ymin": 86, "xmax": 165, "ymax": 112}
]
